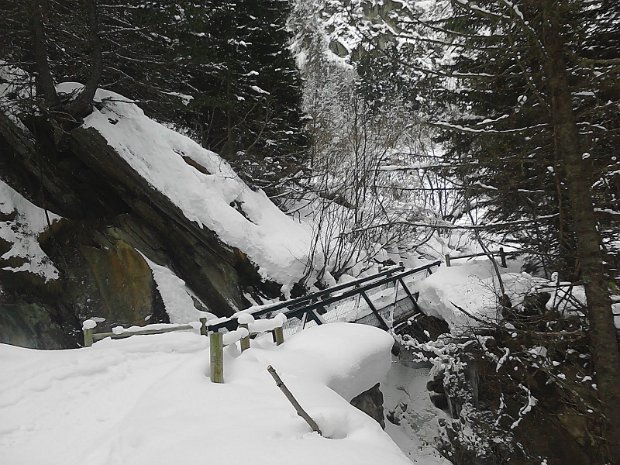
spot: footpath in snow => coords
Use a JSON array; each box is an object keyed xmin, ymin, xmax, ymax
[{"xmin": 1, "ymin": 323, "xmax": 416, "ymax": 465}]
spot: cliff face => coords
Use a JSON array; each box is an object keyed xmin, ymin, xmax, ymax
[
  {"xmin": 0, "ymin": 87, "xmax": 313, "ymax": 349},
  {"xmin": 0, "ymin": 116, "xmax": 246, "ymax": 348}
]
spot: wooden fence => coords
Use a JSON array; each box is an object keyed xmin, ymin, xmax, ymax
[
  {"xmin": 82, "ymin": 262, "xmax": 441, "ymax": 383},
  {"xmin": 82, "ymin": 318, "xmax": 208, "ymax": 347}
]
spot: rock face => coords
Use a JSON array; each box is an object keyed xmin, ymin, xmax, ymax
[
  {"xmin": 0, "ymin": 111, "xmax": 275, "ymax": 349},
  {"xmin": 350, "ymin": 383, "xmax": 386, "ymax": 429}
]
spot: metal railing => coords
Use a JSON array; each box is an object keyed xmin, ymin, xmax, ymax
[{"xmin": 208, "ymin": 261, "xmax": 441, "ymax": 333}]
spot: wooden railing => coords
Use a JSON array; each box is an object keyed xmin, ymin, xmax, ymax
[
  {"xmin": 81, "ymin": 262, "xmax": 442, "ymax": 383},
  {"xmin": 445, "ymin": 248, "xmax": 507, "ymax": 268},
  {"xmin": 82, "ymin": 319, "xmax": 209, "ymax": 347}
]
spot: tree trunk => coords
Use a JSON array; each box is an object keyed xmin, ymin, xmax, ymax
[
  {"xmin": 29, "ymin": 0, "xmax": 60, "ymax": 108},
  {"xmin": 542, "ymin": 2, "xmax": 620, "ymax": 462},
  {"xmin": 64, "ymin": 0, "xmax": 103, "ymax": 119},
  {"xmin": 30, "ymin": 0, "xmax": 102, "ymax": 120}
]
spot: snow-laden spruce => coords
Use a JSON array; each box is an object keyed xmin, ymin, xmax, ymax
[{"xmin": 57, "ymin": 83, "xmax": 320, "ymax": 293}]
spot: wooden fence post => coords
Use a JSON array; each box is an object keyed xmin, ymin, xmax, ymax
[
  {"xmin": 82, "ymin": 320, "xmax": 96, "ymax": 347},
  {"xmin": 273, "ymin": 326, "xmax": 284, "ymax": 346},
  {"xmin": 83, "ymin": 327, "xmax": 93, "ymax": 347},
  {"xmin": 199, "ymin": 317, "xmax": 207, "ymax": 336},
  {"xmin": 239, "ymin": 323, "xmax": 251, "ymax": 351},
  {"xmin": 210, "ymin": 331, "xmax": 224, "ymax": 383},
  {"xmin": 499, "ymin": 248, "xmax": 507, "ymax": 268},
  {"xmin": 445, "ymin": 254, "xmax": 451, "ymax": 267}
]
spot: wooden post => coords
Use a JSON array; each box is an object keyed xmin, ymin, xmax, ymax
[
  {"xmin": 199, "ymin": 317, "xmax": 207, "ymax": 336},
  {"xmin": 83, "ymin": 327, "xmax": 93, "ymax": 347},
  {"xmin": 499, "ymin": 248, "xmax": 507, "ymax": 268},
  {"xmin": 267, "ymin": 365, "xmax": 322, "ymax": 436},
  {"xmin": 273, "ymin": 326, "xmax": 284, "ymax": 346},
  {"xmin": 239, "ymin": 323, "xmax": 250, "ymax": 351},
  {"xmin": 445, "ymin": 254, "xmax": 451, "ymax": 267},
  {"xmin": 210, "ymin": 331, "xmax": 224, "ymax": 383}
]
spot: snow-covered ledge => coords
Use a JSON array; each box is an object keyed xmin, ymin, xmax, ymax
[{"xmin": 265, "ymin": 323, "xmax": 394, "ymax": 402}]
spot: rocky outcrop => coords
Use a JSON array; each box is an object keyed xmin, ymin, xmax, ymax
[
  {"xmin": 350, "ymin": 383, "xmax": 385, "ymax": 429},
  {"xmin": 0, "ymin": 111, "xmax": 275, "ymax": 349},
  {"xmin": 426, "ymin": 330, "xmax": 605, "ymax": 465}
]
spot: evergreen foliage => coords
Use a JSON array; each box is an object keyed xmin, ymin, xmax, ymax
[{"xmin": 0, "ymin": 0, "xmax": 308, "ymax": 189}]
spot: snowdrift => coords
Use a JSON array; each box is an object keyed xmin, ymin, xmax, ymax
[{"xmin": 0, "ymin": 323, "xmax": 409, "ymax": 465}]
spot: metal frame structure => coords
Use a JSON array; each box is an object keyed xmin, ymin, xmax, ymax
[{"xmin": 208, "ymin": 261, "xmax": 441, "ymax": 333}]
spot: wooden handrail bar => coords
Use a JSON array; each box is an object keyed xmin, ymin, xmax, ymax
[{"xmin": 445, "ymin": 248, "xmax": 507, "ymax": 268}]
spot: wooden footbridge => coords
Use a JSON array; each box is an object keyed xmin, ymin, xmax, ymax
[{"xmin": 208, "ymin": 261, "xmax": 441, "ymax": 336}]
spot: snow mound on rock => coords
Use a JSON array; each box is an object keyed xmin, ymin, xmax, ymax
[{"xmin": 57, "ymin": 83, "xmax": 318, "ymax": 290}]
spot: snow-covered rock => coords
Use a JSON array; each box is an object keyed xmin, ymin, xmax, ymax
[{"xmin": 57, "ymin": 83, "xmax": 319, "ymax": 290}]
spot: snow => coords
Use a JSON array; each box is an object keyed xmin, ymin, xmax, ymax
[
  {"xmin": 381, "ymin": 362, "xmax": 450, "ymax": 465},
  {"xmin": 140, "ymin": 253, "xmax": 206, "ymax": 322},
  {"xmin": 55, "ymin": 83, "xmax": 319, "ymax": 290},
  {"xmin": 221, "ymin": 327, "xmax": 249, "ymax": 345},
  {"xmin": 0, "ymin": 179, "xmax": 60, "ymax": 282},
  {"xmin": 410, "ymin": 259, "xmax": 536, "ymax": 330},
  {"xmin": 0, "ymin": 323, "xmax": 410, "ymax": 465},
  {"xmin": 247, "ymin": 313, "xmax": 288, "ymax": 333},
  {"xmin": 81, "ymin": 319, "xmax": 97, "ymax": 331}
]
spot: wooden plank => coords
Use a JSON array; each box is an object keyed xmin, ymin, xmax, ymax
[
  {"xmin": 91, "ymin": 324, "xmax": 196, "ymax": 342},
  {"xmin": 110, "ymin": 324, "xmax": 195, "ymax": 339}
]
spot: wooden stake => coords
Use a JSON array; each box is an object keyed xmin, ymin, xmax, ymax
[
  {"xmin": 83, "ymin": 328, "xmax": 93, "ymax": 347},
  {"xmin": 199, "ymin": 317, "xmax": 207, "ymax": 336},
  {"xmin": 210, "ymin": 331, "xmax": 224, "ymax": 383},
  {"xmin": 445, "ymin": 254, "xmax": 451, "ymax": 267},
  {"xmin": 267, "ymin": 365, "xmax": 322, "ymax": 436},
  {"xmin": 239, "ymin": 323, "xmax": 250, "ymax": 351},
  {"xmin": 273, "ymin": 326, "xmax": 284, "ymax": 346}
]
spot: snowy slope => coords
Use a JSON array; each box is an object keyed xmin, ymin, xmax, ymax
[
  {"xmin": 0, "ymin": 323, "xmax": 411, "ymax": 465},
  {"xmin": 56, "ymin": 83, "xmax": 319, "ymax": 292}
]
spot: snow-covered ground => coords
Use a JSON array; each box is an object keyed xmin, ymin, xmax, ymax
[
  {"xmin": 1, "ymin": 323, "xmax": 417, "ymax": 465},
  {"xmin": 382, "ymin": 361, "xmax": 450, "ymax": 465}
]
